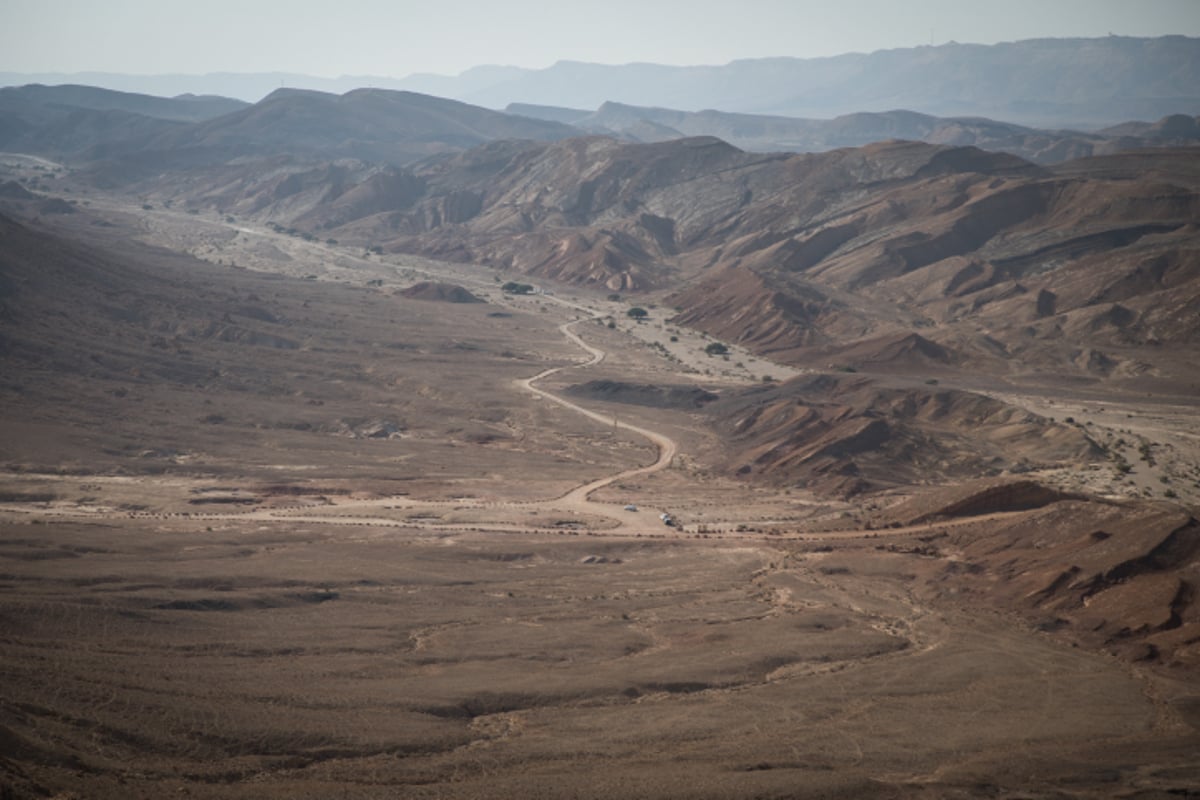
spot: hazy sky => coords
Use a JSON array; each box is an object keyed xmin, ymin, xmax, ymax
[{"xmin": 5, "ymin": 0, "xmax": 1200, "ymax": 77}]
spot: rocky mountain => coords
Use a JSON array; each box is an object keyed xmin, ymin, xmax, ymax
[
  {"xmin": 512, "ymin": 101, "xmax": 1200, "ymax": 165},
  {"xmin": 158, "ymin": 134, "xmax": 1199, "ymax": 388},
  {"xmin": 446, "ymin": 37, "xmax": 1200, "ymax": 128},
  {"xmin": 0, "ymin": 84, "xmax": 254, "ymax": 164},
  {"xmin": 7, "ymin": 86, "xmax": 579, "ymax": 178},
  {"xmin": 5, "ymin": 36, "xmax": 1197, "ymax": 127},
  {"xmin": 1099, "ymin": 113, "xmax": 1200, "ymax": 141},
  {"xmin": 1, "ymin": 96, "xmax": 168, "ymax": 162},
  {"xmin": 704, "ymin": 374, "xmax": 1099, "ymax": 496},
  {"xmin": 0, "ymin": 71, "xmax": 417, "ymax": 103},
  {"xmin": 664, "ymin": 144, "xmax": 1200, "ymax": 382},
  {"xmin": 146, "ymin": 88, "xmax": 576, "ymax": 163},
  {"xmin": 0, "ymin": 67, "xmax": 536, "ymax": 105},
  {"xmin": 3, "ymin": 71, "xmax": 1194, "ymax": 394},
  {"xmin": 872, "ymin": 479, "xmax": 1200, "ymax": 666},
  {"xmin": 0, "ymin": 84, "xmax": 247, "ymax": 122}
]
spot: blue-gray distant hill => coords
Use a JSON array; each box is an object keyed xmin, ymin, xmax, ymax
[
  {"xmin": 0, "ymin": 86, "xmax": 577, "ymax": 173},
  {"xmin": 462, "ymin": 37, "xmax": 1200, "ymax": 128},
  {"xmin": 139, "ymin": 88, "xmax": 577, "ymax": 165},
  {"xmin": 509, "ymin": 101, "xmax": 1200, "ymax": 165},
  {"xmin": 4, "ymin": 37, "xmax": 1196, "ymax": 128},
  {"xmin": 0, "ymin": 84, "xmax": 248, "ymax": 161},
  {"xmin": 0, "ymin": 84, "xmax": 247, "ymax": 122}
]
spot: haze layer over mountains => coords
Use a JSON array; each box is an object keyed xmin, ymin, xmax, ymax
[{"xmin": 5, "ymin": 35, "xmax": 1199, "ymax": 126}]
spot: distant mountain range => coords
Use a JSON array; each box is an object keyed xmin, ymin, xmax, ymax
[
  {"xmin": 0, "ymin": 83, "xmax": 247, "ymax": 122},
  {"xmin": 508, "ymin": 101, "xmax": 1200, "ymax": 165},
  {"xmin": 129, "ymin": 87, "xmax": 574, "ymax": 168},
  {"xmin": 435, "ymin": 37, "xmax": 1200, "ymax": 127},
  {"xmin": 3, "ymin": 36, "xmax": 1198, "ymax": 127},
  {"xmin": 0, "ymin": 84, "xmax": 250, "ymax": 163},
  {"xmin": 3, "ymin": 82, "xmax": 1198, "ymax": 177},
  {"xmin": 0, "ymin": 84, "xmax": 575, "ymax": 174}
]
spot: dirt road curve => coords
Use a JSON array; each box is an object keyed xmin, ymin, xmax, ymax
[{"xmin": 519, "ymin": 317, "xmax": 678, "ymax": 512}]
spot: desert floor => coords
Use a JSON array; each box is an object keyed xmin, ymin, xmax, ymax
[{"xmin": 1, "ymin": 190, "xmax": 1199, "ymax": 798}]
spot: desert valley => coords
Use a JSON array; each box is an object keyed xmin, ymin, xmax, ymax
[{"xmin": 1, "ymin": 33, "xmax": 1200, "ymax": 799}]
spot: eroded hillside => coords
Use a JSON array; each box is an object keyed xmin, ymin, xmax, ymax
[{"xmin": 125, "ymin": 135, "xmax": 1199, "ymax": 390}]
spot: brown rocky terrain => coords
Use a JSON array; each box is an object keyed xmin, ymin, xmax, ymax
[
  {"xmin": 703, "ymin": 375, "xmax": 1100, "ymax": 497},
  {"xmin": 9, "ymin": 81, "xmax": 1189, "ymax": 397},
  {"xmin": 871, "ymin": 480, "xmax": 1200, "ymax": 668},
  {"xmin": 64, "ymin": 131, "xmax": 1193, "ymax": 517},
  {"xmin": 138, "ymin": 135, "xmax": 1198, "ymax": 390},
  {"xmin": 1, "ymin": 187, "xmax": 1198, "ymax": 799}
]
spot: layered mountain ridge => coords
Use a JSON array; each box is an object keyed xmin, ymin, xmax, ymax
[
  {"xmin": 132, "ymin": 132, "xmax": 1198, "ymax": 389},
  {"xmin": 6, "ymin": 35, "xmax": 1197, "ymax": 126},
  {"xmin": 509, "ymin": 101, "xmax": 1200, "ymax": 164},
  {"xmin": 3, "ymin": 69, "xmax": 1198, "ymax": 500}
]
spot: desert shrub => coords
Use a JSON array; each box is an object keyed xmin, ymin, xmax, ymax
[{"xmin": 704, "ymin": 342, "xmax": 728, "ymax": 356}]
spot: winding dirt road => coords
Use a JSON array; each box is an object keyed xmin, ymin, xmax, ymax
[
  {"xmin": 519, "ymin": 317, "xmax": 678, "ymax": 510},
  {"xmin": 0, "ymin": 303, "xmax": 683, "ymax": 535}
]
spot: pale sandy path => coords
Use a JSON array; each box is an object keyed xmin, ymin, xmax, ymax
[{"xmin": 519, "ymin": 317, "xmax": 678, "ymax": 510}]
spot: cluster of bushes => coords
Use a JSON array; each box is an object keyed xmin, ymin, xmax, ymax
[{"xmin": 266, "ymin": 221, "xmax": 318, "ymax": 242}]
